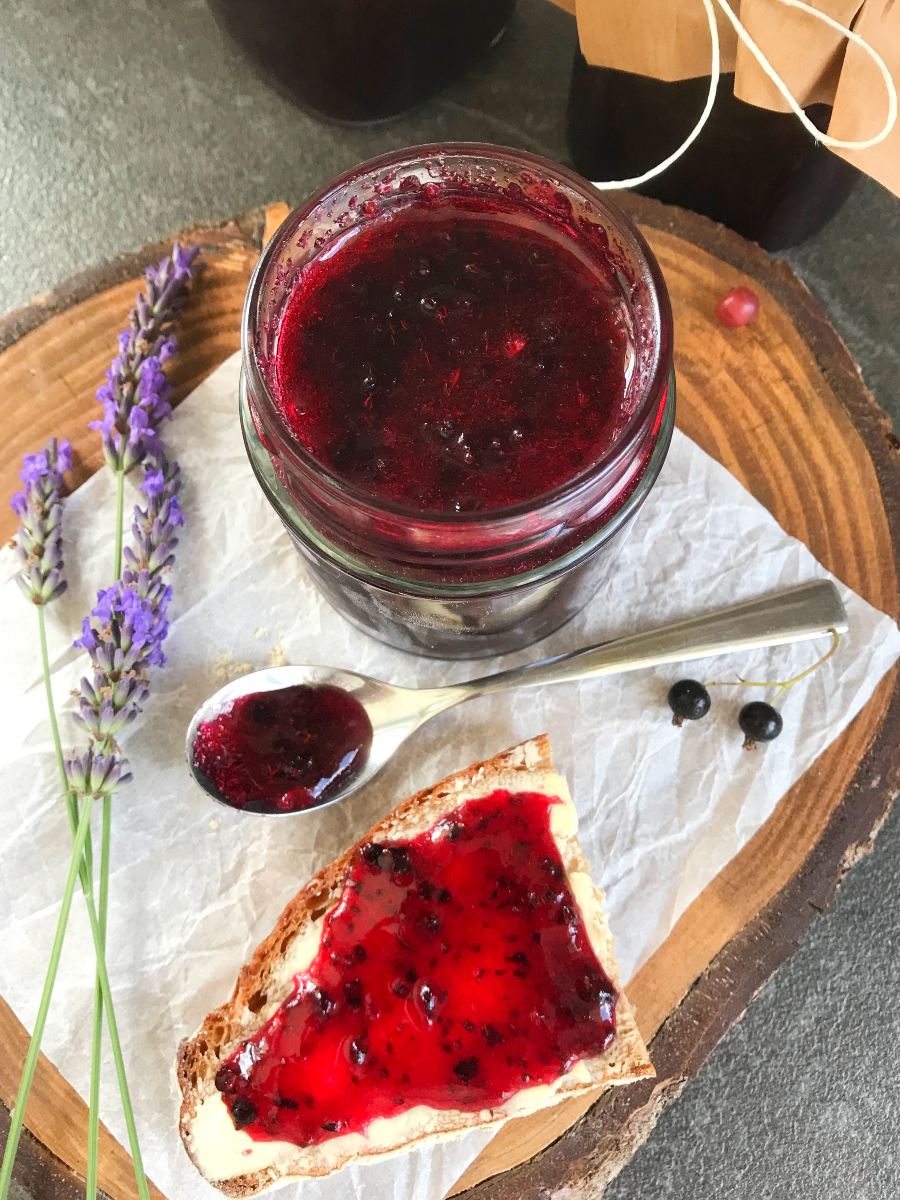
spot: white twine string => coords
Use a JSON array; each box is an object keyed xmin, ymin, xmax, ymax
[{"xmin": 590, "ymin": 0, "xmax": 899, "ymax": 191}]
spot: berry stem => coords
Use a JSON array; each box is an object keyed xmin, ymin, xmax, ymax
[{"xmin": 707, "ymin": 630, "xmax": 841, "ymax": 697}]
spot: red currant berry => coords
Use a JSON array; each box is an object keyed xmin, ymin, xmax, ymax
[{"xmin": 716, "ymin": 286, "xmax": 759, "ymax": 328}]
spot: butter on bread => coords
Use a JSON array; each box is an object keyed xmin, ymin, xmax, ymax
[{"xmin": 176, "ymin": 735, "xmax": 653, "ymax": 1196}]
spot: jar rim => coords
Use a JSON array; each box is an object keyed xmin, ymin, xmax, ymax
[
  {"xmin": 242, "ymin": 141, "xmax": 674, "ymax": 530},
  {"xmin": 241, "ymin": 368, "xmax": 676, "ymax": 598}
]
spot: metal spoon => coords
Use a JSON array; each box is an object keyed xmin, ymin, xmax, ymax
[{"xmin": 186, "ymin": 580, "xmax": 848, "ymax": 814}]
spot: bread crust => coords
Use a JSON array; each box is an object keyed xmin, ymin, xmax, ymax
[{"xmin": 177, "ymin": 736, "xmax": 653, "ymax": 1196}]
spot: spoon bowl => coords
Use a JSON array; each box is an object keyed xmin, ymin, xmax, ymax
[
  {"xmin": 186, "ymin": 664, "xmax": 457, "ymax": 814},
  {"xmin": 186, "ymin": 580, "xmax": 848, "ymax": 815}
]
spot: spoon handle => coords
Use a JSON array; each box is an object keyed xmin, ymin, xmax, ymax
[{"xmin": 460, "ymin": 581, "xmax": 848, "ymax": 699}]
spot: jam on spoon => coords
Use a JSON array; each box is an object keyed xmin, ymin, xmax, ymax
[
  {"xmin": 214, "ymin": 789, "xmax": 618, "ymax": 1145},
  {"xmin": 191, "ymin": 683, "xmax": 373, "ymax": 814}
]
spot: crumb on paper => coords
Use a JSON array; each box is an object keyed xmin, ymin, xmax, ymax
[
  {"xmin": 208, "ymin": 818, "xmax": 219, "ymax": 831},
  {"xmin": 269, "ymin": 644, "xmax": 288, "ymax": 667},
  {"xmin": 212, "ymin": 654, "xmax": 255, "ymax": 684},
  {"xmin": 253, "ymin": 627, "xmax": 269, "ymax": 639}
]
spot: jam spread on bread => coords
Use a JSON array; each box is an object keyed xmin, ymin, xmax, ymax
[
  {"xmin": 191, "ymin": 683, "xmax": 372, "ymax": 813},
  {"xmin": 215, "ymin": 789, "xmax": 618, "ymax": 1144}
]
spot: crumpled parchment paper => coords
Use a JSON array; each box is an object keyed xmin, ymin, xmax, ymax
[{"xmin": 1, "ymin": 351, "xmax": 897, "ymax": 1200}]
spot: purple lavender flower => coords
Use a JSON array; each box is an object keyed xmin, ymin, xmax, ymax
[
  {"xmin": 73, "ymin": 452, "xmax": 184, "ymax": 749},
  {"xmin": 72, "ymin": 673, "xmax": 147, "ymax": 744},
  {"xmin": 75, "ymin": 583, "xmax": 170, "ymax": 666},
  {"xmin": 10, "ymin": 437, "xmax": 73, "ymax": 605},
  {"xmin": 72, "ymin": 241, "xmax": 198, "ymax": 760},
  {"xmin": 72, "ymin": 575, "xmax": 171, "ymax": 741},
  {"xmin": 91, "ymin": 243, "xmax": 199, "ymax": 474},
  {"xmin": 64, "ymin": 747, "xmax": 132, "ymax": 798},
  {"xmin": 123, "ymin": 455, "xmax": 184, "ymax": 578}
]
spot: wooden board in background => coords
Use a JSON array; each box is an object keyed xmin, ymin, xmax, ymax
[{"xmin": 0, "ymin": 196, "xmax": 897, "ymax": 1200}]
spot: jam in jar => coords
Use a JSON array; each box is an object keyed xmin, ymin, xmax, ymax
[{"xmin": 242, "ymin": 144, "xmax": 674, "ymax": 658}]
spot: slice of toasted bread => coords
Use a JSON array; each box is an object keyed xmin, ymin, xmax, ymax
[{"xmin": 177, "ymin": 735, "xmax": 653, "ymax": 1196}]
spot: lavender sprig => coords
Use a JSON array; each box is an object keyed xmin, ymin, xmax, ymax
[
  {"xmin": 73, "ymin": 454, "xmax": 183, "ymax": 749},
  {"xmin": 3, "ymin": 453, "xmax": 155, "ymax": 1200},
  {"xmin": 1, "ymin": 241, "xmax": 197, "ymax": 1200},
  {"xmin": 81, "ymin": 249, "xmax": 194, "ymax": 1200},
  {"xmin": 73, "ymin": 456, "xmax": 185, "ymax": 1200},
  {"xmin": 91, "ymin": 243, "xmax": 199, "ymax": 474},
  {"xmin": 11, "ymin": 437, "xmax": 72, "ymax": 605},
  {"xmin": 76, "ymin": 245, "xmax": 194, "ymax": 1200}
]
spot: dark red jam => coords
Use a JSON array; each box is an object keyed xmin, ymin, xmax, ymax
[
  {"xmin": 215, "ymin": 789, "xmax": 617, "ymax": 1144},
  {"xmin": 271, "ymin": 196, "xmax": 633, "ymax": 514},
  {"xmin": 192, "ymin": 684, "xmax": 372, "ymax": 814}
]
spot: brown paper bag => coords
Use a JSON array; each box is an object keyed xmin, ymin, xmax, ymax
[{"xmin": 552, "ymin": 0, "xmax": 899, "ymax": 196}]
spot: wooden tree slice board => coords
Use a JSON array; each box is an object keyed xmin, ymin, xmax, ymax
[{"xmin": 0, "ymin": 196, "xmax": 897, "ymax": 1200}]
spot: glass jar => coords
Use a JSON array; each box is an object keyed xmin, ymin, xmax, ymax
[
  {"xmin": 207, "ymin": 0, "xmax": 517, "ymax": 123},
  {"xmin": 566, "ymin": 52, "xmax": 858, "ymax": 251},
  {"xmin": 241, "ymin": 144, "xmax": 675, "ymax": 659}
]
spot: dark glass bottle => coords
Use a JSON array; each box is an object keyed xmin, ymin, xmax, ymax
[
  {"xmin": 208, "ymin": 0, "xmax": 517, "ymax": 124},
  {"xmin": 566, "ymin": 50, "xmax": 859, "ymax": 250}
]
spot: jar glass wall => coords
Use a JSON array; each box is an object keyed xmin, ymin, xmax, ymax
[{"xmin": 241, "ymin": 144, "xmax": 675, "ymax": 658}]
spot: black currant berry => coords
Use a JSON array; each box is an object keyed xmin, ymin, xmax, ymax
[
  {"xmin": 667, "ymin": 679, "xmax": 711, "ymax": 727},
  {"xmin": 738, "ymin": 701, "xmax": 783, "ymax": 749},
  {"xmin": 213, "ymin": 1063, "xmax": 242, "ymax": 1094},
  {"xmin": 230, "ymin": 1097, "xmax": 258, "ymax": 1128}
]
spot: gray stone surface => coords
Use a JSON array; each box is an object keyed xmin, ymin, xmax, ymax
[
  {"xmin": 0, "ymin": 0, "xmax": 575, "ymax": 313},
  {"xmin": 1, "ymin": 1, "xmax": 898, "ymax": 1197},
  {"xmin": 608, "ymin": 808, "xmax": 900, "ymax": 1200}
]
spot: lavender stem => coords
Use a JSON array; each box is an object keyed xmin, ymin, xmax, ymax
[
  {"xmin": 87, "ymin": 461, "xmax": 127, "ymax": 1190},
  {"xmin": 35, "ymin": 608, "xmax": 150, "ymax": 1200},
  {"xmin": 0, "ymin": 799, "xmax": 95, "ymax": 1200},
  {"xmin": 113, "ymin": 468, "xmax": 126, "ymax": 579},
  {"xmin": 85, "ymin": 795, "xmax": 111, "ymax": 1200}
]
